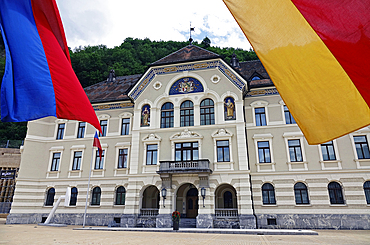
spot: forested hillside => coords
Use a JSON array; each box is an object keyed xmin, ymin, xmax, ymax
[{"xmin": 0, "ymin": 36, "xmax": 257, "ymax": 141}]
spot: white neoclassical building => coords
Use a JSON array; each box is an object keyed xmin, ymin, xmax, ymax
[{"xmin": 7, "ymin": 45, "xmax": 370, "ymax": 229}]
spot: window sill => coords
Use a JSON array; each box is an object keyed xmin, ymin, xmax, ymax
[
  {"xmin": 329, "ymin": 204, "xmax": 347, "ymax": 207},
  {"xmin": 295, "ymin": 204, "xmax": 311, "ymax": 207},
  {"xmin": 261, "ymin": 204, "xmax": 277, "ymax": 206},
  {"xmin": 89, "ymin": 205, "xmax": 101, "ymax": 208},
  {"xmin": 113, "ymin": 205, "xmax": 126, "ymax": 208},
  {"xmin": 287, "ymin": 161, "xmax": 308, "ymax": 164},
  {"xmin": 65, "ymin": 205, "xmax": 77, "ymax": 208}
]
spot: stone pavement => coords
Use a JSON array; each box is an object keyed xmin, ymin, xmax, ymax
[{"xmin": 1, "ymin": 218, "xmax": 370, "ymax": 245}]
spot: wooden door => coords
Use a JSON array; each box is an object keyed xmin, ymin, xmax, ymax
[{"xmin": 186, "ymin": 188, "xmax": 199, "ymax": 218}]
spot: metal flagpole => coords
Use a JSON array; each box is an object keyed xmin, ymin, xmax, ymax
[{"xmin": 83, "ymin": 146, "xmax": 95, "ymax": 228}]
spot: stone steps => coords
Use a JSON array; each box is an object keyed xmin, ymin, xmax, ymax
[{"xmin": 180, "ymin": 218, "xmax": 196, "ymax": 228}]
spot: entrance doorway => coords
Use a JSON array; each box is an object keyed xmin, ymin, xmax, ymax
[{"xmin": 186, "ymin": 188, "xmax": 198, "ymax": 218}]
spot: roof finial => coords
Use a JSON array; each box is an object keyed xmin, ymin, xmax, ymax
[
  {"xmin": 107, "ymin": 69, "xmax": 116, "ymax": 82},
  {"xmin": 189, "ymin": 22, "xmax": 195, "ymax": 44}
]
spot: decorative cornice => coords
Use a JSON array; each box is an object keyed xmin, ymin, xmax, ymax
[
  {"xmin": 93, "ymin": 102, "xmax": 134, "ymax": 111},
  {"xmin": 129, "ymin": 60, "xmax": 246, "ymax": 101},
  {"xmin": 211, "ymin": 128, "xmax": 233, "ymax": 138},
  {"xmin": 142, "ymin": 133, "xmax": 162, "ymax": 142},
  {"xmin": 246, "ymin": 88, "xmax": 279, "ymax": 97},
  {"xmin": 170, "ymin": 128, "xmax": 203, "ymax": 140}
]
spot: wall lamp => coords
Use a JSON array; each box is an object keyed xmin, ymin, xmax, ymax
[
  {"xmin": 201, "ymin": 187, "xmax": 206, "ymax": 207},
  {"xmin": 161, "ymin": 188, "xmax": 167, "ymax": 208}
]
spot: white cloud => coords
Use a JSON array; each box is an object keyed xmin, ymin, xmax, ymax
[{"xmin": 56, "ymin": 0, "xmax": 251, "ymax": 50}]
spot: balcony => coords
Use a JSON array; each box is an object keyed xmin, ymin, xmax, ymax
[{"xmin": 157, "ymin": 159, "xmax": 212, "ymax": 174}]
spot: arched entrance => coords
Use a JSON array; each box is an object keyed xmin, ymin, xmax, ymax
[{"xmin": 176, "ymin": 184, "xmax": 199, "ymax": 218}]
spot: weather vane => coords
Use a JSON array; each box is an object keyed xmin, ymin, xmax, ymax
[{"xmin": 189, "ymin": 22, "xmax": 195, "ymax": 44}]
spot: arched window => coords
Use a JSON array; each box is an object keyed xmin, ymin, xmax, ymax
[
  {"xmin": 328, "ymin": 182, "xmax": 344, "ymax": 204},
  {"xmin": 294, "ymin": 182, "xmax": 309, "ymax": 204},
  {"xmin": 180, "ymin": 100, "xmax": 194, "ymax": 127},
  {"xmin": 200, "ymin": 99, "xmax": 215, "ymax": 125},
  {"xmin": 69, "ymin": 187, "xmax": 78, "ymax": 206},
  {"xmin": 91, "ymin": 187, "xmax": 101, "ymax": 206},
  {"xmin": 45, "ymin": 188, "xmax": 55, "ymax": 206},
  {"xmin": 115, "ymin": 186, "xmax": 126, "ymax": 205},
  {"xmin": 262, "ymin": 183, "xmax": 276, "ymax": 205},
  {"xmin": 142, "ymin": 185, "xmax": 160, "ymax": 209},
  {"xmin": 363, "ymin": 181, "xmax": 370, "ymax": 204},
  {"xmin": 161, "ymin": 102, "xmax": 174, "ymax": 128}
]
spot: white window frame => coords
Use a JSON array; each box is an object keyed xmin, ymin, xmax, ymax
[
  {"xmin": 55, "ymin": 119, "xmax": 68, "ymax": 140},
  {"xmin": 98, "ymin": 114, "xmax": 110, "ymax": 137},
  {"xmin": 318, "ymin": 140, "xmax": 342, "ymax": 170},
  {"xmin": 253, "ymin": 134, "xmax": 275, "ymax": 172},
  {"xmin": 212, "ymin": 129, "xmax": 233, "ymax": 170},
  {"xmin": 283, "ymin": 132, "xmax": 308, "ymax": 171},
  {"xmin": 114, "ymin": 142, "xmax": 131, "ymax": 176},
  {"xmin": 75, "ymin": 121, "xmax": 86, "ymax": 139},
  {"xmin": 68, "ymin": 145, "xmax": 86, "ymax": 178},
  {"xmin": 279, "ymin": 101, "xmax": 296, "ymax": 125},
  {"xmin": 350, "ymin": 128, "xmax": 370, "ymax": 169},
  {"xmin": 170, "ymin": 128, "xmax": 203, "ymax": 161},
  {"xmin": 142, "ymin": 133, "xmax": 161, "ymax": 173},
  {"xmin": 119, "ymin": 112, "xmax": 132, "ymax": 136},
  {"xmin": 47, "ymin": 146, "xmax": 64, "ymax": 178},
  {"xmin": 250, "ymin": 101, "xmax": 269, "ymax": 127},
  {"xmin": 91, "ymin": 143, "xmax": 108, "ymax": 177}
]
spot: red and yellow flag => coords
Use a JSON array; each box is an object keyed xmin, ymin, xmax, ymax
[{"xmin": 224, "ymin": 0, "xmax": 370, "ymax": 144}]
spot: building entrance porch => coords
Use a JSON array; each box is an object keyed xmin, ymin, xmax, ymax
[{"xmin": 176, "ymin": 183, "xmax": 199, "ymax": 219}]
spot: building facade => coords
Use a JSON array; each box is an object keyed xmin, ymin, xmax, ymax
[{"xmin": 7, "ymin": 45, "xmax": 370, "ymax": 229}]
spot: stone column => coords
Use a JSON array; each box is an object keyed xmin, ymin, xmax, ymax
[
  {"xmin": 120, "ymin": 180, "xmax": 140, "ymax": 227},
  {"xmin": 238, "ymin": 176, "xmax": 256, "ymax": 229},
  {"xmin": 196, "ymin": 187, "xmax": 214, "ymax": 228},
  {"xmin": 156, "ymin": 188, "xmax": 173, "ymax": 228}
]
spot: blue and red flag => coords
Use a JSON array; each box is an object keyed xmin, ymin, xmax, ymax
[
  {"xmin": 0, "ymin": 0, "xmax": 101, "ymax": 132},
  {"xmin": 93, "ymin": 132, "xmax": 102, "ymax": 159}
]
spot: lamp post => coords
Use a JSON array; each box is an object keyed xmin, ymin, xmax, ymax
[
  {"xmin": 201, "ymin": 187, "xmax": 206, "ymax": 207},
  {"xmin": 161, "ymin": 188, "xmax": 167, "ymax": 208}
]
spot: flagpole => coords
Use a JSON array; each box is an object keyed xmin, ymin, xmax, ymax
[{"xmin": 83, "ymin": 145, "xmax": 95, "ymax": 228}]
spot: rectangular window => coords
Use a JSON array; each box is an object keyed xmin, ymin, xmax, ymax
[
  {"xmin": 354, "ymin": 136, "xmax": 370, "ymax": 159},
  {"xmin": 72, "ymin": 151, "xmax": 82, "ymax": 170},
  {"xmin": 99, "ymin": 120, "xmax": 107, "ymax": 137},
  {"xmin": 56, "ymin": 123, "xmax": 65, "ymax": 140},
  {"xmin": 175, "ymin": 142, "xmax": 199, "ymax": 161},
  {"xmin": 216, "ymin": 140, "xmax": 230, "ymax": 162},
  {"xmin": 255, "ymin": 107, "xmax": 266, "ymax": 126},
  {"xmin": 284, "ymin": 105, "xmax": 296, "ymax": 124},
  {"xmin": 94, "ymin": 150, "xmax": 105, "ymax": 169},
  {"xmin": 321, "ymin": 141, "xmax": 336, "ymax": 161},
  {"xmin": 118, "ymin": 149, "xmax": 128, "ymax": 168},
  {"xmin": 77, "ymin": 122, "xmax": 86, "ymax": 138},
  {"xmin": 257, "ymin": 141, "xmax": 271, "ymax": 163},
  {"xmin": 121, "ymin": 118, "xmax": 130, "ymax": 135},
  {"xmin": 51, "ymin": 152, "xmax": 61, "ymax": 171},
  {"xmin": 288, "ymin": 139, "xmax": 303, "ymax": 162},
  {"xmin": 146, "ymin": 145, "xmax": 157, "ymax": 165}
]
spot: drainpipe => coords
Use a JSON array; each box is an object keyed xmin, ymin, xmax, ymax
[{"xmin": 243, "ymin": 103, "xmax": 258, "ymax": 229}]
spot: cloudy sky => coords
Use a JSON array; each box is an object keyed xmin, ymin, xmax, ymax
[{"xmin": 55, "ymin": 0, "xmax": 252, "ymax": 50}]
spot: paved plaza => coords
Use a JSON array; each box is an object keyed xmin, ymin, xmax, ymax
[{"xmin": 1, "ymin": 218, "xmax": 370, "ymax": 245}]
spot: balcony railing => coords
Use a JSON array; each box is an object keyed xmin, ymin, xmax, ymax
[
  {"xmin": 139, "ymin": 208, "xmax": 159, "ymax": 217},
  {"xmin": 157, "ymin": 159, "xmax": 212, "ymax": 174},
  {"xmin": 215, "ymin": 208, "xmax": 239, "ymax": 218}
]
